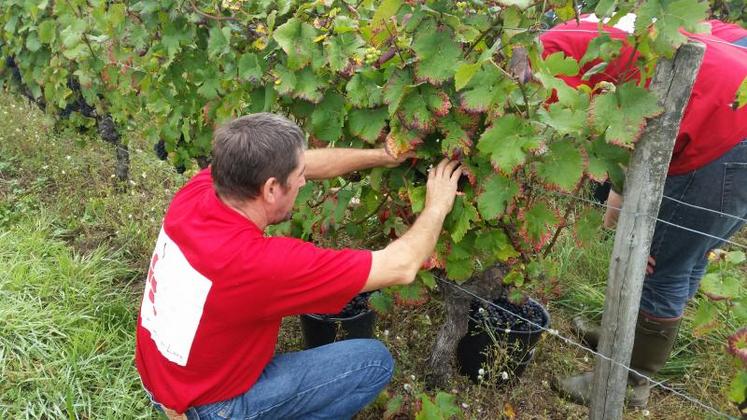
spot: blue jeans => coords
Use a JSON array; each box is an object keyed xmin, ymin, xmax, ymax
[
  {"xmin": 150, "ymin": 339, "xmax": 394, "ymax": 419},
  {"xmin": 640, "ymin": 139, "xmax": 747, "ymax": 318}
]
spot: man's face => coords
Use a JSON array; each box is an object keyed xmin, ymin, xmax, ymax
[{"xmin": 269, "ymin": 151, "xmax": 306, "ymax": 225}]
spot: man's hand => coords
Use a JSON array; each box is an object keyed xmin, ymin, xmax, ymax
[
  {"xmin": 604, "ymin": 189, "xmax": 623, "ymax": 229},
  {"xmin": 424, "ymin": 159, "xmax": 462, "ymax": 216}
]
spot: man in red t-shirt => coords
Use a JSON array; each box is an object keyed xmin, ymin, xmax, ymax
[
  {"xmin": 135, "ymin": 113, "xmax": 463, "ymax": 418},
  {"xmin": 539, "ymin": 16, "xmax": 747, "ymax": 408}
]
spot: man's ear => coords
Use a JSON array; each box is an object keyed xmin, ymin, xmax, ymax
[{"xmin": 261, "ymin": 177, "xmax": 280, "ymax": 203}]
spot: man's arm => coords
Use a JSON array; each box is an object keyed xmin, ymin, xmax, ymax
[
  {"xmin": 362, "ymin": 159, "xmax": 462, "ymax": 292},
  {"xmin": 304, "ymin": 148, "xmax": 410, "ymax": 180}
]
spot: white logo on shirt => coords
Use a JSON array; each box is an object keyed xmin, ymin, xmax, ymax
[{"xmin": 140, "ymin": 228, "xmax": 212, "ymax": 366}]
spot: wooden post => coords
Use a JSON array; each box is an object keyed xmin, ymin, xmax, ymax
[{"xmin": 589, "ymin": 41, "xmax": 705, "ymax": 420}]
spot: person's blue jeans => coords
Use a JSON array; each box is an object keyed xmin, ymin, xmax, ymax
[
  {"xmin": 639, "ymin": 139, "xmax": 747, "ymax": 319},
  {"xmin": 150, "ymin": 339, "xmax": 394, "ymax": 419}
]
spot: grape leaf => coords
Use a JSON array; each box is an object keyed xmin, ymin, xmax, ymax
[
  {"xmin": 544, "ymin": 51, "xmax": 580, "ymax": 76},
  {"xmin": 412, "ymin": 22, "xmax": 462, "ymax": 85},
  {"xmin": 736, "ymin": 77, "xmax": 747, "ymax": 109},
  {"xmin": 310, "ymin": 92, "xmax": 346, "ymax": 143},
  {"xmin": 293, "ymin": 68, "xmax": 326, "ymax": 103},
  {"xmin": 383, "ymin": 69, "xmax": 413, "ymax": 114},
  {"xmin": 584, "ymin": 137, "xmax": 630, "ymax": 183},
  {"xmin": 38, "ymin": 20, "xmax": 56, "ymax": 44},
  {"xmin": 635, "ymin": 0, "xmax": 709, "ymax": 56},
  {"xmin": 238, "ymin": 53, "xmax": 263, "ymax": 83},
  {"xmin": 522, "ymin": 202, "xmax": 559, "ymax": 243},
  {"xmin": 325, "ymin": 32, "xmax": 365, "ymax": 73},
  {"xmin": 589, "ymin": 82, "xmax": 663, "ymax": 147},
  {"xmin": 477, "ymin": 175, "xmax": 518, "ymax": 220},
  {"xmin": 691, "ymin": 299, "xmax": 719, "ymax": 337},
  {"xmin": 445, "ymin": 197, "xmax": 478, "ymax": 243},
  {"xmin": 346, "ymin": 72, "xmax": 383, "ymax": 108},
  {"xmin": 537, "ymin": 102, "xmax": 586, "ymax": 136},
  {"xmin": 207, "ymin": 26, "xmax": 230, "ymax": 59},
  {"xmin": 701, "ymin": 273, "xmax": 741, "ymax": 300},
  {"xmin": 161, "ymin": 18, "xmax": 193, "ymax": 58},
  {"xmin": 534, "ymin": 140, "xmax": 585, "ymax": 191},
  {"xmin": 477, "ymin": 115, "xmax": 540, "ymax": 173},
  {"xmin": 455, "ymin": 62, "xmax": 481, "ymax": 91},
  {"xmin": 394, "ymin": 282, "xmax": 428, "ymax": 305},
  {"xmin": 728, "ymin": 370, "xmax": 747, "ymax": 404},
  {"xmin": 475, "ymin": 229, "xmax": 519, "ymax": 262},
  {"xmin": 438, "ymin": 114, "xmax": 472, "ymax": 156},
  {"xmin": 348, "ymin": 107, "xmax": 388, "ymax": 143},
  {"xmin": 369, "ymin": 290, "xmax": 394, "ymax": 313},
  {"xmin": 460, "ymin": 65, "xmax": 513, "ymax": 112},
  {"xmin": 273, "ymin": 17, "xmax": 318, "ymax": 70},
  {"xmin": 573, "ymin": 209, "xmax": 601, "ymax": 247},
  {"xmin": 398, "ymin": 90, "xmax": 434, "ymax": 132}
]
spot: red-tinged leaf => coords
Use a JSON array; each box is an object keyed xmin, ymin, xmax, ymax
[
  {"xmin": 459, "ymin": 65, "xmax": 514, "ymax": 113},
  {"xmin": 293, "ymin": 68, "xmax": 326, "ymax": 103},
  {"xmin": 728, "ymin": 328, "xmax": 747, "ymax": 364},
  {"xmin": 438, "ymin": 114, "xmax": 472, "ymax": 157},
  {"xmin": 477, "ymin": 115, "xmax": 540, "ymax": 174},
  {"xmin": 385, "ymin": 123, "xmax": 422, "ymax": 159},
  {"xmin": 537, "ymin": 102, "xmax": 587, "ymax": 136},
  {"xmin": 519, "ymin": 202, "xmax": 559, "ymax": 249},
  {"xmin": 584, "ymin": 137, "xmax": 631, "ymax": 183},
  {"xmin": 589, "ymin": 82, "xmax": 663, "ymax": 147},
  {"xmin": 534, "ymin": 140, "xmax": 585, "ymax": 192},
  {"xmin": 413, "ymin": 21, "xmax": 463, "ymax": 85},
  {"xmin": 477, "ymin": 175, "xmax": 518, "ymax": 220},
  {"xmin": 691, "ymin": 299, "xmax": 719, "ymax": 337}
]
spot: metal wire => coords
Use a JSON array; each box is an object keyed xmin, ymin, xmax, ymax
[
  {"xmin": 662, "ymin": 195, "xmax": 747, "ymax": 223},
  {"xmin": 544, "ymin": 189, "xmax": 747, "ymax": 250},
  {"xmin": 434, "ymin": 276, "xmax": 736, "ymax": 419}
]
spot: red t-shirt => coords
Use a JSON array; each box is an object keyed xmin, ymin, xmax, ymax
[
  {"xmin": 135, "ymin": 168, "xmax": 371, "ymax": 413},
  {"xmin": 540, "ymin": 19, "xmax": 747, "ymax": 175}
]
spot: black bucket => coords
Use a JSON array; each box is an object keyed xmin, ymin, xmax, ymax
[
  {"xmin": 300, "ymin": 309, "xmax": 376, "ymax": 349},
  {"xmin": 457, "ymin": 297, "xmax": 550, "ymax": 385}
]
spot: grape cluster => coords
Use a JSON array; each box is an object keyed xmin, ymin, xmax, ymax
[
  {"xmin": 473, "ymin": 298, "xmax": 545, "ymax": 332},
  {"xmin": 315, "ymin": 292, "xmax": 371, "ymax": 319},
  {"xmin": 154, "ymin": 139, "xmax": 168, "ymax": 161}
]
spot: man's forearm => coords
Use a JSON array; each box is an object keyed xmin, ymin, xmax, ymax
[
  {"xmin": 364, "ymin": 207, "xmax": 447, "ymax": 292},
  {"xmin": 304, "ymin": 148, "xmax": 394, "ymax": 180}
]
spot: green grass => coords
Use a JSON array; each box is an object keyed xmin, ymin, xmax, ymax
[{"xmin": 0, "ymin": 90, "xmax": 742, "ymax": 419}]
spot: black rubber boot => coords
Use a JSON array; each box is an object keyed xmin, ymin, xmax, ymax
[
  {"xmin": 555, "ymin": 312, "xmax": 681, "ymax": 409},
  {"xmin": 571, "ymin": 316, "xmax": 600, "ymax": 350}
]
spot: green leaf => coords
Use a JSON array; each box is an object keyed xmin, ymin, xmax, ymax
[
  {"xmin": 406, "ymin": 185, "xmax": 426, "ymax": 215},
  {"xmin": 728, "ymin": 370, "xmax": 747, "ymax": 404},
  {"xmin": 736, "ymin": 77, "xmax": 747, "ymax": 109},
  {"xmin": 416, "ymin": 394, "xmax": 440, "ymax": 420},
  {"xmin": 726, "ymin": 251, "xmax": 746, "ymax": 266},
  {"xmin": 369, "ymin": 290, "xmax": 394, "ymax": 313},
  {"xmin": 534, "ymin": 140, "xmax": 585, "ymax": 191},
  {"xmin": 573, "ymin": 209, "xmax": 601, "ymax": 247},
  {"xmin": 398, "ymin": 89, "xmax": 435, "ymax": 131},
  {"xmin": 238, "ymin": 53, "xmax": 263, "ymax": 83},
  {"xmin": 579, "ymin": 34, "xmax": 623, "ymax": 66},
  {"xmin": 477, "ymin": 175, "xmax": 518, "ymax": 220},
  {"xmin": 590, "ymin": 82, "xmax": 663, "ymax": 147},
  {"xmin": 395, "ymin": 282, "xmax": 428, "ymax": 305},
  {"xmin": 434, "ymin": 392, "xmax": 460, "ymax": 418},
  {"xmin": 293, "ymin": 68, "xmax": 325, "ymax": 103},
  {"xmin": 544, "ymin": 51, "xmax": 580, "ymax": 76},
  {"xmin": 584, "ymin": 137, "xmax": 630, "ymax": 183},
  {"xmin": 497, "ymin": 0, "xmax": 532, "ymax": 9},
  {"xmin": 383, "ymin": 395, "xmax": 404, "ymax": 418},
  {"xmin": 475, "ymin": 229, "xmax": 519, "ymax": 262},
  {"xmin": 701, "ymin": 273, "xmax": 741, "ymax": 300},
  {"xmin": 635, "ymin": 0, "xmax": 709, "ymax": 56},
  {"xmin": 446, "ymin": 243, "xmax": 473, "ymax": 281},
  {"xmin": 273, "ymin": 65, "xmax": 297, "ymax": 96},
  {"xmin": 25, "ymin": 32, "xmax": 41, "ymax": 52},
  {"xmin": 438, "ymin": 114, "xmax": 472, "ymax": 157},
  {"xmin": 413, "ymin": 22, "xmax": 462, "ymax": 85},
  {"xmin": 445, "ymin": 197, "xmax": 478, "ymax": 243},
  {"xmin": 455, "ymin": 62, "xmax": 481, "ymax": 91},
  {"xmin": 537, "ymin": 102, "xmax": 587, "ymax": 136},
  {"xmin": 460, "ymin": 65, "xmax": 513, "ymax": 112},
  {"xmin": 37, "ymin": 20, "xmax": 56, "ymax": 44},
  {"xmin": 346, "ymin": 72, "xmax": 383, "ymax": 108},
  {"xmin": 371, "ymin": 0, "xmax": 402, "ymax": 30},
  {"xmin": 522, "ymin": 202, "xmax": 558, "ymax": 243},
  {"xmin": 383, "ymin": 70, "xmax": 413, "ymax": 114},
  {"xmin": 477, "ymin": 115, "xmax": 540, "ymax": 173},
  {"xmin": 418, "ymin": 270, "xmax": 437, "ymax": 289},
  {"xmin": 503, "ymin": 269, "xmax": 524, "ymax": 287},
  {"xmin": 348, "ymin": 108, "xmax": 388, "ymax": 143},
  {"xmin": 691, "ymin": 299, "xmax": 719, "ymax": 337},
  {"xmin": 594, "ymin": 0, "xmax": 617, "ymax": 17},
  {"xmin": 326, "ymin": 32, "xmax": 364, "ymax": 73},
  {"xmin": 161, "ymin": 19, "xmax": 192, "ymax": 58},
  {"xmin": 273, "ymin": 18, "xmax": 318, "ymax": 70},
  {"xmin": 207, "ymin": 26, "xmax": 230, "ymax": 59},
  {"xmin": 310, "ymin": 92, "xmax": 346, "ymax": 142}
]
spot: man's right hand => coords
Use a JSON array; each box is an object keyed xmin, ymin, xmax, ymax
[{"xmin": 424, "ymin": 159, "xmax": 462, "ymax": 217}]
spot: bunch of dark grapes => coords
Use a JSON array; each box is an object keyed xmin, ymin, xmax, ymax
[
  {"xmin": 316, "ymin": 292, "xmax": 371, "ymax": 319},
  {"xmin": 473, "ymin": 298, "xmax": 544, "ymax": 332},
  {"xmin": 154, "ymin": 139, "xmax": 168, "ymax": 161}
]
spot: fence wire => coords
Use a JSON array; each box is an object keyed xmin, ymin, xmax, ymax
[{"xmin": 434, "ymin": 276, "xmax": 736, "ymax": 419}]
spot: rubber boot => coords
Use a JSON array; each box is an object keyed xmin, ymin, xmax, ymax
[
  {"xmin": 555, "ymin": 312, "xmax": 681, "ymax": 409},
  {"xmin": 571, "ymin": 316, "xmax": 600, "ymax": 350}
]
